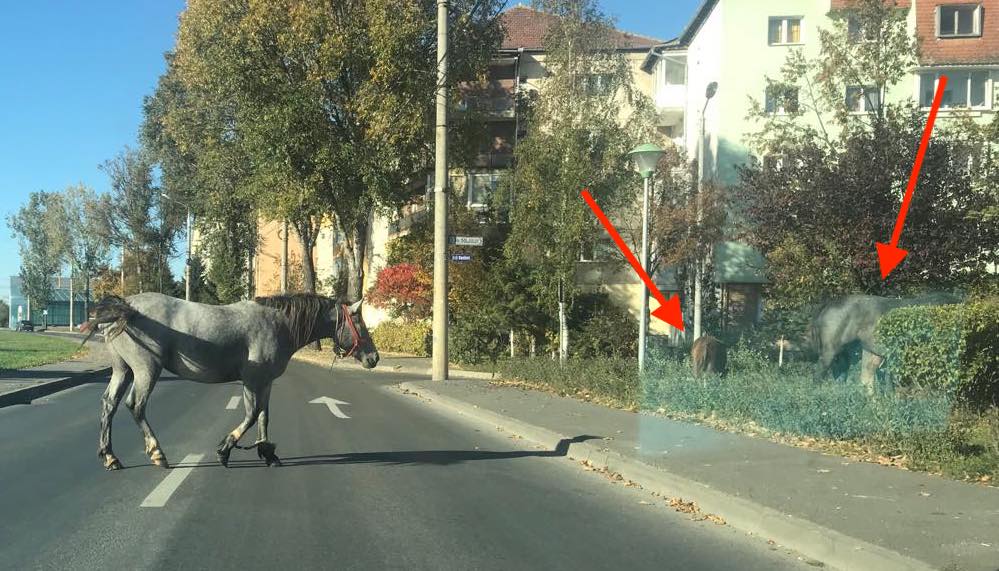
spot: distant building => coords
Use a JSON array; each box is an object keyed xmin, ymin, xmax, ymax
[{"xmin": 8, "ymin": 276, "xmax": 91, "ymax": 329}]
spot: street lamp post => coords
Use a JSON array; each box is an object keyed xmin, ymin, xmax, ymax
[
  {"xmin": 161, "ymin": 193, "xmax": 193, "ymax": 301},
  {"xmin": 693, "ymin": 81, "xmax": 718, "ymax": 342},
  {"xmin": 628, "ymin": 143, "xmax": 666, "ymax": 374}
]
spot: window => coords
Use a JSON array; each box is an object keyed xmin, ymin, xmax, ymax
[
  {"xmin": 921, "ymin": 71, "xmax": 990, "ymax": 109},
  {"xmin": 582, "ymin": 74, "xmax": 615, "ymax": 96},
  {"xmin": 847, "ymin": 15, "xmax": 877, "ymax": 43},
  {"xmin": 768, "ymin": 17, "xmax": 802, "ymax": 45},
  {"xmin": 579, "ymin": 236, "xmax": 615, "ymax": 262},
  {"xmin": 846, "ymin": 86, "xmax": 881, "ymax": 113},
  {"xmin": 467, "ymin": 173, "xmax": 500, "ymax": 208},
  {"xmin": 765, "ymin": 84, "xmax": 800, "ymax": 114},
  {"xmin": 937, "ymin": 4, "xmax": 982, "ymax": 38}
]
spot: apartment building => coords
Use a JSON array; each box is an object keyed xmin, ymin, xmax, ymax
[{"xmin": 640, "ymin": 0, "xmax": 997, "ymax": 327}]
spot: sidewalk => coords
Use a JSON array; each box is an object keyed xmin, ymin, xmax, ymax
[
  {"xmin": 0, "ymin": 336, "xmax": 110, "ymax": 406},
  {"xmin": 399, "ymin": 379, "xmax": 999, "ymax": 571},
  {"xmin": 297, "ymin": 351, "xmax": 495, "ymax": 380}
]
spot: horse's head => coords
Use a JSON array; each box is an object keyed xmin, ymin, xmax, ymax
[{"xmin": 332, "ymin": 299, "xmax": 379, "ymax": 369}]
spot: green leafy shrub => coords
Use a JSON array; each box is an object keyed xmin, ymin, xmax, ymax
[
  {"xmin": 642, "ymin": 358, "xmax": 950, "ymax": 440},
  {"xmin": 567, "ymin": 293, "xmax": 639, "ymax": 359},
  {"xmin": 877, "ymin": 298, "xmax": 999, "ymax": 406},
  {"xmin": 370, "ymin": 320, "xmax": 431, "ymax": 356},
  {"xmin": 449, "ymin": 315, "xmax": 506, "ymax": 366}
]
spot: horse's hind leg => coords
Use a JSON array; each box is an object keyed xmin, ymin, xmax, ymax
[
  {"xmin": 99, "ymin": 355, "xmax": 133, "ymax": 471},
  {"xmin": 124, "ymin": 357, "xmax": 166, "ymax": 468}
]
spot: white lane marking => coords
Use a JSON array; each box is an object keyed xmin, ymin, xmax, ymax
[
  {"xmin": 140, "ymin": 453, "xmax": 205, "ymax": 508},
  {"xmin": 225, "ymin": 396, "xmax": 241, "ymax": 410},
  {"xmin": 309, "ymin": 396, "xmax": 351, "ymax": 419}
]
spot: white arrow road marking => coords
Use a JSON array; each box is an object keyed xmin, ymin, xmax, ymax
[
  {"xmin": 309, "ymin": 396, "xmax": 351, "ymax": 419},
  {"xmin": 226, "ymin": 396, "xmax": 241, "ymax": 410},
  {"xmin": 140, "ymin": 453, "xmax": 205, "ymax": 508}
]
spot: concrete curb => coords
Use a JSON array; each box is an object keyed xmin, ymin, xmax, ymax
[
  {"xmin": 396, "ymin": 381, "xmax": 935, "ymax": 571},
  {"xmin": 0, "ymin": 367, "xmax": 112, "ymax": 408},
  {"xmin": 293, "ymin": 355, "xmax": 496, "ymax": 380}
]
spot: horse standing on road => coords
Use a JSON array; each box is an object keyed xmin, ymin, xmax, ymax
[{"xmin": 82, "ymin": 292, "xmax": 379, "ymax": 471}]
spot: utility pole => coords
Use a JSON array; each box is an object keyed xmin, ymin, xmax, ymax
[
  {"xmin": 693, "ymin": 82, "xmax": 718, "ymax": 342},
  {"xmin": 431, "ymin": 0, "xmax": 449, "ymax": 381},
  {"xmin": 280, "ymin": 220, "xmax": 289, "ymax": 294},
  {"xmin": 185, "ymin": 208, "xmax": 193, "ymax": 301}
]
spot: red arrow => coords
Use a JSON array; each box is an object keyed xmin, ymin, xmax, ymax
[
  {"xmin": 876, "ymin": 75, "xmax": 947, "ymax": 279},
  {"xmin": 581, "ymin": 188, "xmax": 684, "ymax": 330}
]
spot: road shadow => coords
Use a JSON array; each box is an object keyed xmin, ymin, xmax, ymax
[{"xmin": 175, "ymin": 435, "xmax": 602, "ymax": 469}]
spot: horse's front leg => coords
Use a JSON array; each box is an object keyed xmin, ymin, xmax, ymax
[
  {"xmin": 98, "ymin": 364, "xmax": 133, "ymax": 471},
  {"xmin": 254, "ymin": 383, "xmax": 280, "ymax": 467},
  {"xmin": 217, "ymin": 384, "xmax": 261, "ymax": 467}
]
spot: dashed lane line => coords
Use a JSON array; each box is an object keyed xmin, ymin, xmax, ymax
[
  {"xmin": 140, "ymin": 453, "xmax": 205, "ymax": 508},
  {"xmin": 226, "ymin": 396, "xmax": 241, "ymax": 410}
]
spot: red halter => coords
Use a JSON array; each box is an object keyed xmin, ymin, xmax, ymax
[{"xmin": 335, "ymin": 304, "xmax": 363, "ymax": 358}]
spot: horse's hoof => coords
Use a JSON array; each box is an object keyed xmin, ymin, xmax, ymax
[
  {"xmin": 217, "ymin": 448, "xmax": 231, "ymax": 468},
  {"xmin": 152, "ymin": 456, "xmax": 170, "ymax": 469},
  {"xmin": 269, "ymin": 458, "xmax": 282, "ymax": 467},
  {"xmin": 104, "ymin": 457, "xmax": 122, "ymax": 471}
]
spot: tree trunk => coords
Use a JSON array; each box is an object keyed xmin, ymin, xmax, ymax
[
  {"xmin": 299, "ymin": 229, "xmax": 320, "ymax": 351},
  {"xmin": 120, "ymin": 249, "xmax": 125, "ymax": 295},
  {"xmin": 509, "ymin": 329, "xmax": 515, "ymax": 358},
  {"xmin": 69, "ymin": 271, "xmax": 74, "ymax": 330},
  {"xmin": 84, "ymin": 273, "xmax": 90, "ymax": 319},
  {"xmin": 558, "ymin": 301, "xmax": 568, "ymax": 365},
  {"xmin": 347, "ymin": 219, "xmax": 369, "ymax": 301}
]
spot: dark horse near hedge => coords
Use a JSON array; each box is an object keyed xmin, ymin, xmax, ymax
[
  {"xmin": 811, "ymin": 293, "xmax": 959, "ymax": 394},
  {"xmin": 82, "ymin": 292, "xmax": 379, "ymax": 471}
]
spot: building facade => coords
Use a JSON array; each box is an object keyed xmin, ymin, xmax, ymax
[
  {"xmin": 8, "ymin": 276, "xmax": 91, "ymax": 329},
  {"xmin": 641, "ymin": 0, "xmax": 998, "ymax": 327}
]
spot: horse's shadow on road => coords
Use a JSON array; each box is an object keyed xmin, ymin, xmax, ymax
[{"xmin": 184, "ymin": 435, "xmax": 601, "ymax": 469}]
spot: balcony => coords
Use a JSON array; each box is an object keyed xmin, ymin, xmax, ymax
[
  {"xmin": 458, "ymin": 93, "xmax": 516, "ymax": 120},
  {"xmin": 655, "ymin": 83, "xmax": 686, "ymax": 127}
]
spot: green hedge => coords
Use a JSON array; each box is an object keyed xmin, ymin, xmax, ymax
[
  {"xmin": 370, "ymin": 320, "xmax": 431, "ymax": 356},
  {"xmin": 877, "ymin": 298, "xmax": 999, "ymax": 405},
  {"xmin": 495, "ymin": 357, "xmax": 639, "ymax": 408}
]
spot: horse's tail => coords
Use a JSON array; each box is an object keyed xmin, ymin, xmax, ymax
[{"xmin": 79, "ymin": 295, "xmax": 137, "ymax": 348}]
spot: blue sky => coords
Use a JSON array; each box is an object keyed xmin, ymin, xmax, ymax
[{"xmin": 0, "ymin": 0, "xmax": 702, "ymax": 300}]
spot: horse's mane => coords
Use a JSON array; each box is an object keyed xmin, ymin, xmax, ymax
[{"xmin": 253, "ymin": 293, "xmax": 340, "ymax": 347}]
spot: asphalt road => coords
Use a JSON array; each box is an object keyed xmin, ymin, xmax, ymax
[{"xmin": 0, "ymin": 360, "xmax": 813, "ymax": 570}]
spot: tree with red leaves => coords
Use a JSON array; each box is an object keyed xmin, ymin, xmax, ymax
[{"xmin": 366, "ymin": 263, "xmax": 433, "ymax": 321}]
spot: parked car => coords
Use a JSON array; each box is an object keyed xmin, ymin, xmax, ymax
[{"xmin": 15, "ymin": 320, "xmax": 34, "ymax": 332}]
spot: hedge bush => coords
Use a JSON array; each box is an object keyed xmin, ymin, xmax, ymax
[
  {"xmin": 877, "ymin": 298, "xmax": 998, "ymax": 406},
  {"xmin": 496, "ymin": 357, "xmax": 639, "ymax": 408},
  {"xmin": 370, "ymin": 320, "xmax": 431, "ymax": 356}
]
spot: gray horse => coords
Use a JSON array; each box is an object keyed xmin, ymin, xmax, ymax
[
  {"xmin": 811, "ymin": 293, "xmax": 959, "ymax": 394},
  {"xmin": 82, "ymin": 292, "xmax": 379, "ymax": 471}
]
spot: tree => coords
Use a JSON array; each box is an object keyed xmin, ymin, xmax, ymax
[
  {"xmin": 0, "ymin": 300, "xmax": 9, "ymax": 328},
  {"xmin": 734, "ymin": 0, "xmax": 997, "ymax": 312},
  {"xmin": 500, "ymin": 0, "xmax": 658, "ymax": 362},
  {"xmin": 367, "ymin": 263, "xmax": 433, "ymax": 320},
  {"xmin": 7, "ymin": 192, "xmax": 63, "ymax": 320},
  {"xmin": 100, "ymin": 148, "xmax": 185, "ymax": 296},
  {"xmin": 165, "ymin": 0, "xmax": 504, "ymax": 301},
  {"xmin": 56, "ymin": 185, "xmax": 111, "ymax": 316}
]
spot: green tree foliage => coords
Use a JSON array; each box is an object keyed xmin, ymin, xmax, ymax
[
  {"xmin": 157, "ymin": 0, "xmax": 503, "ymax": 300},
  {"xmin": 7, "ymin": 192, "xmax": 62, "ymax": 316},
  {"xmin": 500, "ymin": 0, "xmax": 660, "ymax": 359},
  {"xmin": 0, "ymin": 300, "xmax": 9, "ymax": 328},
  {"xmin": 100, "ymin": 148, "xmax": 185, "ymax": 296},
  {"xmin": 55, "ymin": 185, "xmax": 111, "ymax": 313},
  {"xmin": 736, "ymin": 0, "xmax": 998, "ymax": 307}
]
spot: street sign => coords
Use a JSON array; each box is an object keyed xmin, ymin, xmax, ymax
[
  {"xmin": 450, "ymin": 236, "xmax": 483, "ymax": 247},
  {"xmin": 42, "ymin": 310, "xmax": 48, "ymax": 316},
  {"xmin": 451, "ymin": 254, "xmax": 472, "ymax": 262}
]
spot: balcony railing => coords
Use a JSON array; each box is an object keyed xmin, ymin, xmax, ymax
[{"xmin": 458, "ymin": 94, "xmax": 516, "ymax": 119}]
